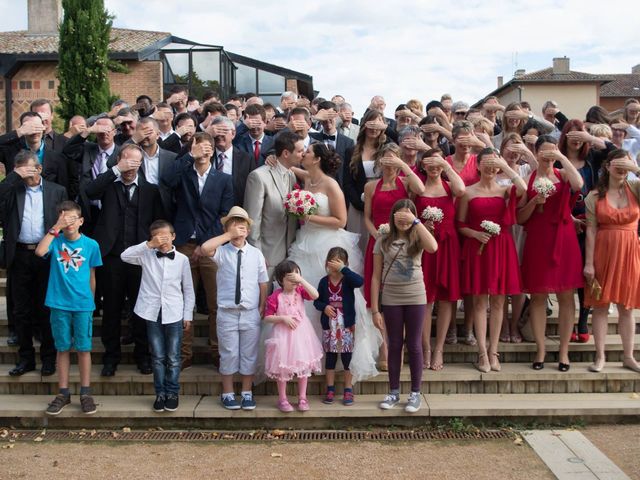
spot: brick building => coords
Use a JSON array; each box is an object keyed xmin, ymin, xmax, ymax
[{"xmin": 0, "ymin": 0, "xmax": 314, "ymax": 133}]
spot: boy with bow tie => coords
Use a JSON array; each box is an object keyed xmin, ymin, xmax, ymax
[{"xmin": 121, "ymin": 220, "xmax": 195, "ymax": 413}]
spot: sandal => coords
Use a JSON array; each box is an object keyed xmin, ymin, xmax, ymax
[
  {"xmin": 500, "ymin": 333, "xmax": 511, "ymax": 343},
  {"xmin": 430, "ymin": 350, "xmax": 444, "ymax": 371},
  {"xmin": 510, "ymin": 333, "xmax": 522, "ymax": 344},
  {"xmin": 445, "ymin": 325, "xmax": 457, "ymax": 345},
  {"xmin": 377, "ymin": 360, "xmax": 388, "ymax": 372},
  {"xmin": 422, "ymin": 346, "xmax": 432, "ymax": 369},
  {"xmin": 475, "ymin": 352, "xmax": 490, "ymax": 373},
  {"xmin": 489, "ymin": 352, "xmax": 501, "ymax": 372},
  {"xmin": 463, "ymin": 331, "xmax": 477, "ymax": 346}
]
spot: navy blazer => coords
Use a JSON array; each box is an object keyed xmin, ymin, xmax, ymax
[
  {"xmin": 233, "ymin": 132, "xmax": 275, "ymax": 167},
  {"xmin": 313, "ymin": 267, "xmax": 364, "ymax": 330},
  {"xmin": 162, "ymin": 154, "xmax": 234, "ymax": 246},
  {"xmin": 309, "ymin": 131, "xmax": 355, "ymax": 188}
]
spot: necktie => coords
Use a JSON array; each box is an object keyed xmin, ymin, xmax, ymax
[
  {"xmin": 235, "ymin": 249, "xmax": 242, "ymax": 304},
  {"xmin": 253, "ymin": 140, "xmax": 261, "ymax": 165},
  {"xmin": 123, "ymin": 183, "xmax": 134, "ymax": 201},
  {"xmin": 156, "ymin": 250, "xmax": 175, "ymax": 260},
  {"xmin": 322, "ymin": 133, "xmax": 336, "ymax": 142},
  {"xmin": 92, "ymin": 151, "xmax": 106, "ymax": 179},
  {"xmin": 217, "ymin": 152, "xmax": 226, "ymax": 171}
]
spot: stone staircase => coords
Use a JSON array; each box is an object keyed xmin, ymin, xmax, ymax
[{"xmin": 0, "ymin": 277, "xmax": 638, "ymax": 427}]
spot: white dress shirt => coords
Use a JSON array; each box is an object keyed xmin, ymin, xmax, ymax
[
  {"xmin": 142, "ymin": 145, "xmax": 160, "ymax": 185},
  {"xmin": 213, "ymin": 241, "xmax": 268, "ymax": 310},
  {"xmin": 215, "ymin": 146, "xmax": 233, "ymax": 175},
  {"xmin": 194, "ymin": 164, "xmax": 212, "ymax": 195},
  {"xmin": 18, "ymin": 179, "xmax": 45, "ymax": 244},
  {"xmin": 114, "ymin": 174, "xmax": 139, "ymax": 200},
  {"xmin": 159, "ymin": 129, "xmax": 175, "ymax": 141},
  {"xmin": 120, "ymin": 242, "xmax": 195, "ymax": 324}
]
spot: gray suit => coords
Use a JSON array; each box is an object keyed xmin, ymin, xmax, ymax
[{"xmin": 244, "ymin": 161, "xmax": 297, "ymax": 276}]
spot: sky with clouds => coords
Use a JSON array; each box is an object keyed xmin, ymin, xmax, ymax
[{"xmin": 1, "ymin": 0, "xmax": 638, "ymax": 116}]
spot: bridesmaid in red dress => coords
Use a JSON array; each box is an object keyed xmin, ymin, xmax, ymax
[
  {"xmin": 457, "ymin": 148, "xmax": 527, "ymax": 373},
  {"xmin": 444, "ymin": 121, "xmax": 486, "ymax": 346},
  {"xmin": 518, "ymin": 135, "xmax": 584, "ymax": 372},
  {"xmin": 414, "ymin": 149, "xmax": 465, "ymax": 371},
  {"xmin": 363, "ymin": 143, "xmax": 425, "ymax": 369}
]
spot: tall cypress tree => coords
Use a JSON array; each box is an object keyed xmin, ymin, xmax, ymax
[{"xmin": 56, "ymin": 0, "xmax": 112, "ymax": 123}]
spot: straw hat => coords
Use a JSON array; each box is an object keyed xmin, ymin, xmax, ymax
[{"xmin": 221, "ymin": 206, "xmax": 253, "ymax": 226}]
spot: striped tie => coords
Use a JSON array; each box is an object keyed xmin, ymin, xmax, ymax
[{"xmin": 92, "ymin": 151, "xmax": 105, "ymax": 179}]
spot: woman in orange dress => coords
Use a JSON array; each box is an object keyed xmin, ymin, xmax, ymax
[{"xmin": 584, "ymin": 149, "xmax": 640, "ymax": 373}]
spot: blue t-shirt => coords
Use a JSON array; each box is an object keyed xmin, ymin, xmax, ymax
[{"xmin": 45, "ymin": 234, "xmax": 103, "ymax": 312}]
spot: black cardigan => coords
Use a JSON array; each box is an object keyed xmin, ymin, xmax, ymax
[{"xmin": 313, "ymin": 267, "xmax": 364, "ymax": 330}]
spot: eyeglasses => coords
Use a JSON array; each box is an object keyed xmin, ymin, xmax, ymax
[{"xmin": 454, "ymin": 111, "xmax": 467, "ymax": 116}]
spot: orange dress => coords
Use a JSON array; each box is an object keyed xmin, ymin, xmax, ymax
[{"xmin": 584, "ymin": 184, "xmax": 640, "ymax": 308}]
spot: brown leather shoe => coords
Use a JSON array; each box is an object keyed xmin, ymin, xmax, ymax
[{"xmin": 181, "ymin": 358, "xmax": 192, "ymax": 371}]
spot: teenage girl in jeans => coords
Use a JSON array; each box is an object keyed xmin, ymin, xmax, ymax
[{"xmin": 370, "ymin": 199, "xmax": 437, "ymax": 413}]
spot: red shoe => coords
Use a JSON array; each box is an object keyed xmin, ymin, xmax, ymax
[
  {"xmin": 570, "ymin": 332, "xmax": 578, "ymax": 342},
  {"xmin": 577, "ymin": 333, "xmax": 590, "ymax": 343}
]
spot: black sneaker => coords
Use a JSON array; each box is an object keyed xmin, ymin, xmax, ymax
[
  {"xmin": 153, "ymin": 395, "xmax": 165, "ymax": 413},
  {"xmin": 164, "ymin": 394, "xmax": 179, "ymax": 412},
  {"xmin": 46, "ymin": 394, "xmax": 71, "ymax": 416},
  {"xmin": 80, "ymin": 395, "xmax": 97, "ymax": 414}
]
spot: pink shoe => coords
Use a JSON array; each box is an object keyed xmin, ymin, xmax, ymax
[
  {"xmin": 277, "ymin": 399, "xmax": 294, "ymax": 413},
  {"xmin": 297, "ymin": 398, "xmax": 310, "ymax": 412}
]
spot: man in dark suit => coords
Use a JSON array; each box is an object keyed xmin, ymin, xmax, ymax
[
  {"xmin": 0, "ymin": 112, "xmax": 74, "ymax": 197},
  {"xmin": 162, "ymin": 132, "xmax": 234, "ymax": 370},
  {"xmin": 126, "ymin": 116, "xmax": 177, "ymax": 218},
  {"xmin": 310, "ymin": 101, "xmax": 355, "ymax": 188},
  {"xmin": 210, "ymin": 116, "xmax": 255, "ymax": 207},
  {"xmin": 0, "ymin": 150, "xmax": 67, "ymax": 376},
  {"xmin": 84, "ymin": 144, "xmax": 165, "ymax": 376},
  {"xmin": 62, "ymin": 116, "xmax": 120, "ymax": 231},
  {"xmin": 30, "ymin": 99, "xmax": 68, "ymax": 154},
  {"xmin": 233, "ymin": 104, "xmax": 275, "ymax": 167}
]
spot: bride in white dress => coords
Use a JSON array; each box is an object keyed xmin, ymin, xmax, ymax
[{"xmin": 287, "ymin": 143, "xmax": 382, "ymax": 383}]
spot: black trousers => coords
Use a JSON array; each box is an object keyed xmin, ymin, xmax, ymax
[
  {"xmin": 10, "ymin": 248, "xmax": 56, "ymax": 365},
  {"xmin": 101, "ymin": 254, "xmax": 149, "ymax": 365}
]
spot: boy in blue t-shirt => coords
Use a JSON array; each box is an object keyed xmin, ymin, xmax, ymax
[{"xmin": 35, "ymin": 200, "xmax": 102, "ymax": 415}]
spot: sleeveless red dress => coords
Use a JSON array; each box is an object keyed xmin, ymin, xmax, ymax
[
  {"xmin": 460, "ymin": 186, "xmax": 521, "ymax": 295},
  {"xmin": 445, "ymin": 154, "xmax": 479, "ymax": 186},
  {"xmin": 521, "ymin": 170, "xmax": 584, "ymax": 293},
  {"xmin": 363, "ymin": 177, "xmax": 409, "ymax": 306},
  {"xmin": 414, "ymin": 180, "xmax": 461, "ymax": 303}
]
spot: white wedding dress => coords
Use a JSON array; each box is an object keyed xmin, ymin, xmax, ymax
[{"xmin": 287, "ymin": 192, "xmax": 382, "ymax": 383}]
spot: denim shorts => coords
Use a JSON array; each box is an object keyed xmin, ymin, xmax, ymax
[{"xmin": 50, "ymin": 308, "xmax": 93, "ymax": 352}]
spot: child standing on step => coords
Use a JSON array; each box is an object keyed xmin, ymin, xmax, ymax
[
  {"xmin": 314, "ymin": 247, "xmax": 363, "ymax": 406},
  {"xmin": 36, "ymin": 201, "xmax": 103, "ymax": 416},
  {"xmin": 263, "ymin": 260, "xmax": 324, "ymax": 412},
  {"xmin": 121, "ymin": 220, "xmax": 195, "ymax": 413},
  {"xmin": 201, "ymin": 206, "xmax": 269, "ymax": 411}
]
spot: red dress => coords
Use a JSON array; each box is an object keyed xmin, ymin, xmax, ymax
[
  {"xmin": 414, "ymin": 180, "xmax": 461, "ymax": 303},
  {"xmin": 363, "ymin": 177, "xmax": 409, "ymax": 305},
  {"xmin": 445, "ymin": 154, "xmax": 479, "ymax": 186},
  {"xmin": 521, "ymin": 170, "xmax": 584, "ymax": 293},
  {"xmin": 460, "ymin": 186, "xmax": 521, "ymax": 295}
]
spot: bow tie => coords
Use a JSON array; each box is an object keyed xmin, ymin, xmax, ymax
[
  {"xmin": 156, "ymin": 250, "xmax": 175, "ymax": 260},
  {"xmin": 322, "ymin": 133, "xmax": 336, "ymax": 141}
]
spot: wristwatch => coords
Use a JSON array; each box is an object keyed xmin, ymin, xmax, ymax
[
  {"xmin": 412, "ymin": 218, "xmax": 421, "ymax": 227},
  {"xmin": 48, "ymin": 228, "xmax": 59, "ymax": 237}
]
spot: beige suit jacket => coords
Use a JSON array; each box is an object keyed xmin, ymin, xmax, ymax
[{"xmin": 244, "ymin": 162, "xmax": 297, "ymax": 274}]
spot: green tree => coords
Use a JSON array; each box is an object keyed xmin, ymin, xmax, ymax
[{"xmin": 56, "ymin": 0, "xmax": 113, "ymax": 123}]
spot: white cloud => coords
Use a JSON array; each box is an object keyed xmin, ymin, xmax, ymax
[{"xmin": 1, "ymin": 0, "xmax": 638, "ymax": 116}]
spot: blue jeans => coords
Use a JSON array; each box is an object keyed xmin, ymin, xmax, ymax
[{"xmin": 146, "ymin": 317, "xmax": 183, "ymax": 396}]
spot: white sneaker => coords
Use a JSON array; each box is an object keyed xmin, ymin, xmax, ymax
[
  {"xmin": 405, "ymin": 392, "xmax": 421, "ymax": 413},
  {"xmin": 379, "ymin": 393, "xmax": 400, "ymax": 410}
]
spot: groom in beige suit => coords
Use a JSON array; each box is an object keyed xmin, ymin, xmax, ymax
[{"xmin": 244, "ymin": 131, "xmax": 305, "ymax": 278}]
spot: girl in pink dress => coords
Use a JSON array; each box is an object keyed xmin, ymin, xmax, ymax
[
  {"xmin": 414, "ymin": 150, "xmax": 465, "ymax": 371},
  {"xmin": 264, "ymin": 260, "xmax": 324, "ymax": 413},
  {"xmin": 457, "ymin": 148, "xmax": 527, "ymax": 373}
]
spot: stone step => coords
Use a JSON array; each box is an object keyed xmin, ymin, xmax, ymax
[
  {"xmin": 1, "ymin": 392, "xmax": 639, "ymax": 429},
  {"xmin": 1, "ymin": 335, "xmax": 638, "ymax": 365},
  {"xmin": 0, "ymin": 362, "xmax": 638, "ymax": 397}
]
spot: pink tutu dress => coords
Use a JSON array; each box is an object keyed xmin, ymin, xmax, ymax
[{"xmin": 264, "ymin": 285, "xmax": 324, "ymax": 381}]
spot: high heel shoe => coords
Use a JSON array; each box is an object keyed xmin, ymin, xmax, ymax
[
  {"xmin": 558, "ymin": 362, "xmax": 570, "ymax": 372},
  {"xmin": 623, "ymin": 357, "xmax": 640, "ymax": 373},
  {"xmin": 489, "ymin": 352, "xmax": 501, "ymax": 372},
  {"xmin": 475, "ymin": 352, "xmax": 490, "ymax": 373},
  {"xmin": 570, "ymin": 332, "xmax": 578, "ymax": 343},
  {"xmin": 577, "ymin": 333, "xmax": 590, "ymax": 343},
  {"xmin": 532, "ymin": 362, "xmax": 544, "ymax": 370},
  {"xmin": 588, "ymin": 357, "xmax": 605, "ymax": 373}
]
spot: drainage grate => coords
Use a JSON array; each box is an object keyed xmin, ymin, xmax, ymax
[{"xmin": 1, "ymin": 429, "xmax": 513, "ymax": 442}]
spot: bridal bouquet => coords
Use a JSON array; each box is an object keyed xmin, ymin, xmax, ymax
[
  {"xmin": 421, "ymin": 206, "xmax": 444, "ymax": 232},
  {"xmin": 377, "ymin": 223, "xmax": 390, "ymax": 236},
  {"xmin": 478, "ymin": 220, "xmax": 501, "ymax": 255},
  {"xmin": 533, "ymin": 177, "xmax": 556, "ymax": 212},
  {"xmin": 284, "ymin": 188, "xmax": 318, "ymax": 219}
]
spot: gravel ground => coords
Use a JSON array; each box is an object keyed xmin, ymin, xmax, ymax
[
  {"xmin": 1, "ymin": 439, "xmax": 553, "ymax": 480},
  {"xmin": 583, "ymin": 425, "xmax": 640, "ymax": 480}
]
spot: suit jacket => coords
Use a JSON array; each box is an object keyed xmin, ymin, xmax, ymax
[
  {"xmin": 244, "ymin": 163, "xmax": 297, "ymax": 272},
  {"xmin": 0, "ymin": 173, "xmax": 67, "ymax": 269},
  {"xmin": 62, "ymin": 133, "xmax": 121, "ymax": 221},
  {"xmin": 84, "ymin": 170, "xmax": 165, "ymax": 256},
  {"xmin": 0, "ymin": 130, "xmax": 75, "ymax": 199},
  {"xmin": 309, "ymin": 131, "xmax": 355, "ymax": 187},
  {"xmin": 342, "ymin": 146, "xmax": 367, "ymax": 211},
  {"xmin": 162, "ymin": 155, "xmax": 234, "ymax": 246},
  {"xmin": 214, "ymin": 147, "xmax": 256, "ymax": 208},
  {"xmin": 158, "ymin": 132, "xmax": 182, "ymax": 154},
  {"xmin": 233, "ymin": 132, "xmax": 275, "ymax": 167},
  {"xmin": 44, "ymin": 130, "xmax": 68, "ymax": 154}
]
